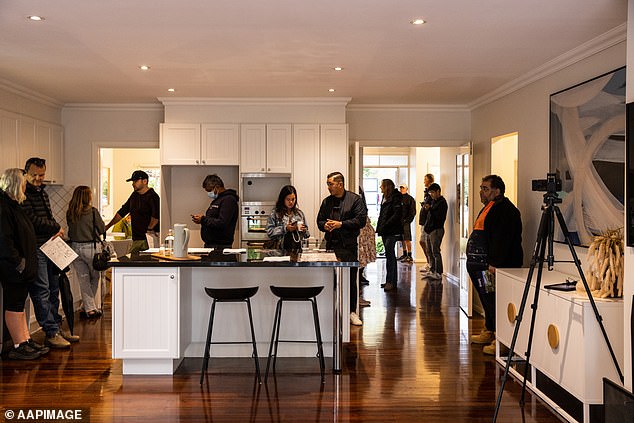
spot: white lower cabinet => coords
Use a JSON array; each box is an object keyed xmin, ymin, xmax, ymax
[
  {"xmin": 112, "ymin": 267, "xmax": 181, "ymax": 374},
  {"xmin": 496, "ymin": 268, "xmax": 623, "ymax": 423}
]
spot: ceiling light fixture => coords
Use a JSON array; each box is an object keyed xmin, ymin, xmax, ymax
[
  {"xmin": 333, "ymin": 67, "xmax": 343, "ymax": 71},
  {"xmin": 167, "ymin": 88, "xmax": 175, "ymax": 92},
  {"xmin": 328, "ymin": 88, "xmax": 336, "ymax": 92},
  {"xmin": 410, "ymin": 18, "xmax": 426, "ymax": 25},
  {"xmin": 139, "ymin": 65, "xmax": 150, "ymax": 71},
  {"xmin": 27, "ymin": 16, "xmax": 44, "ymax": 21}
]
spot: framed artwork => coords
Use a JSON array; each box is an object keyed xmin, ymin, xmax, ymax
[
  {"xmin": 625, "ymin": 103, "xmax": 634, "ymax": 247},
  {"xmin": 549, "ymin": 67, "xmax": 626, "ymax": 246}
]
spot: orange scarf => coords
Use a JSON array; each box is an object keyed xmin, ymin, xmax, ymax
[{"xmin": 473, "ymin": 201, "xmax": 494, "ymax": 231}]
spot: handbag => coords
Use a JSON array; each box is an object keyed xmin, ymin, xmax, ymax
[{"xmin": 92, "ymin": 209, "xmax": 111, "ymax": 271}]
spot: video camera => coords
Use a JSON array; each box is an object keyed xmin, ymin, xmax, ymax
[{"xmin": 531, "ymin": 172, "xmax": 562, "ymax": 194}]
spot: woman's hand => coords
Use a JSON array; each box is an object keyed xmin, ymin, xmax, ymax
[{"xmin": 286, "ymin": 222, "xmax": 297, "ymax": 232}]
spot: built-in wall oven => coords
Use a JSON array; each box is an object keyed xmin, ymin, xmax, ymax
[{"xmin": 240, "ymin": 202, "xmax": 274, "ymax": 248}]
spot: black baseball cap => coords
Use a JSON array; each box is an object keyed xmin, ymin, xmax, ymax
[{"xmin": 126, "ymin": 170, "xmax": 149, "ymax": 182}]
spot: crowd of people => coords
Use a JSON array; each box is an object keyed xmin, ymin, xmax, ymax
[{"xmin": 0, "ymin": 156, "xmax": 522, "ymax": 358}]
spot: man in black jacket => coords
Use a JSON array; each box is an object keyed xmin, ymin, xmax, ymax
[
  {"xmin": 192, "ymin": 174, "xmax": 239, "ymax": 249},
  {"xmin": 317, "ymin": 172, "xmax": 367, "ymax": 326},
  {"xmin": 467, "ymin": 175, "xmax": 522, "ymax": 355},
  {"xmin": 22, "ymin": 157, "xmax": 77, "ymax": 348},
  {"xmin": 418, "ymin": 173, "xmax": 434, "ymax": 273},
  {"xmin": 423, "ymin": 183, "xmax": 448, "ymax": 280},
  {"xmin": 398, "ymin": 184, "xmax": 416, "ymax": 263}
]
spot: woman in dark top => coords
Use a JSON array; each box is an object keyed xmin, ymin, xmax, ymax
[
  {"xmin": 0, "ymin": 168, "xmax": 49, "ymax": 359},
  {"xmin": 376, "ymin": 179, "xmax": 403, "ymax": 291},
  {"xmin": 67, "ymin": 186, "xmax": 106, "ymax": 318}
]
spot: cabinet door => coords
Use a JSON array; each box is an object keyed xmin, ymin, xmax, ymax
[
  {"xmin": 160, "ymin": 123, "xmax": 201, "ymax": 165},
  {"xmin": 320, "ymin": 124, "xmax": 348, "ymax": 196},
  {"xmin": 266, "ymin": 124, "xmax": 292, "ymax": 173},
  {"xmin": 112, "ymin": 267, "xmax": 180, "ymax": 358},
  {"xmin": 240, "ymin": 124, "xmax": 266, "ymax": 172},
  {"xmin": 0, "ymin": 113, "xmax": 19, "ymax": 172},
  {"xmin": 293, "ymin": 124, "xmax": 320, "ymax": 243},
  {"xmin": 18, "ymin": 118, "xmax": 36, "ymax": 167},
  {"xmin": 201, "ymin": 124, "xmax": 239, "ymax": 165},
  {"xmin": 48, "ymin": 126, "xmax": 64, "ymax": 184}
]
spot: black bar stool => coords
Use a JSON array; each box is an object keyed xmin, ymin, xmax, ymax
[
  {"xmin": 265, "ymin": 285, "xmax": 325, "ymax": 382},
  {"xmin": 200, "ymin": 286, "xmax": 261, "ymax": 385}
]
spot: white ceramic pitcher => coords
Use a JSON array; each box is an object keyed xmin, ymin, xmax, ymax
[{"xmin": 173, "ymin": 224, "xmax": 190, "ymax": 258}]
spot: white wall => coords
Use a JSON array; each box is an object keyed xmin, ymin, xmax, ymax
[
  {"xmin": 0, "ymin": 83, "xmax": 62, "ymax": 125},
  {"xmin": 61, "ymin": 105, "xmax": 163, "ymax": 189}
]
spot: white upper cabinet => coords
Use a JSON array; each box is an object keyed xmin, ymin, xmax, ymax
[
  {"xmin": 47, "ymin": 126, "xmax": 64, "ymax": 184},
  {"xmin": 161, "ymin": 123, "xmax": 239, "ymax": 165},
  {"xmin": 160, "ymin": 123, "xmax": 202, "ymax": 165},
  {"xmin": 201, "ymin": 124, "xmax": 240, "ymax": 166},
  {"xmin": 0, "ymin": 112, "xmax": 19, "ymax": 175},
  {"xmin": 240, "ymin": 124, "xmax": 292, "ymax": 173}
]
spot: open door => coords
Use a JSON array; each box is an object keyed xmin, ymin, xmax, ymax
[{"xmin": 457, "ymin": 148, "xmax": 471, "ymax": 316}]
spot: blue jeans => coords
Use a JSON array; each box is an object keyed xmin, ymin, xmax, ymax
[
  {"xmin": 426, "ymin": 228, "xmax": 445, "ymax": 274},
  {"xmin": 28, "ymin": 250, "xmax": 61, "ymax": 337},
  {"xmin": 71, "ymin": 242, "xmax": 102, "ymax": 312},
  {"xmin": 382, "ymin": 235, "xmax": 399, "ymax": 286}
]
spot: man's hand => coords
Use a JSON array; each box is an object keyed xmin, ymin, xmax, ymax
[
  {"xmin": 191, "ymin": 214, "xmax": 203, "ymax": 224},
  {"xmin": 324, "ymin": 219, "xmax": 341, "ymax": 232},
  {"xmin": 52, "ymin": 228, "xmax": 65, "ymax": 239}
]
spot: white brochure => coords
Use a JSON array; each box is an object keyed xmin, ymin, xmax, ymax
[{"xmin": 40, "ymin": 236, "xmax": 78, "ymax": 270}]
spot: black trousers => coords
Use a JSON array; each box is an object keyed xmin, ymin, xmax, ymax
[{"xmin": 333, "ymin": 247, "xmax": 359, "ymax": 313}]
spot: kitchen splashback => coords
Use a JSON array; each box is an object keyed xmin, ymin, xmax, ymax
[{"xmin": 241, "ymin": 174, "xmax": 291, "ymax": 203}]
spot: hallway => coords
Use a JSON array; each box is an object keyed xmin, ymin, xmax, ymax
[{"xmin": 0, "ymin": 261, "xmax": 563, "ymax": 422}]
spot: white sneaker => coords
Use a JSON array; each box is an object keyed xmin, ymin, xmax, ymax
[{"xmin": 350, "ymin": 312, "xmax": 363, "ymax": 326}]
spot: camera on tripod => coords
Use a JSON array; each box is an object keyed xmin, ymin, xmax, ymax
[{"xmin": 531, "ymin": 172, "xmax": 562, "ymax": 193}]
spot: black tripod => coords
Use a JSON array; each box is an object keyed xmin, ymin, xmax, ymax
[{"xmin": 492, "ymin": 191, "xmax": 624, "ymax": 422}]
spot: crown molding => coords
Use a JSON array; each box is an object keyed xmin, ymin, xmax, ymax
[
  {"xmin": 0, "ymin": 78, "xmax": 63, "ymax": 108},
  {"xmin": 346, "ymin": 104, "xmax": 469, "ymax": 112},
  {"xmin": 469, "ymin": 23, "xmax": 627, "ymax": 110},
  {"xmin": 157, "ymin": 97, "xmax": 352, "ymax": 107},
  {"xmin": 62, "ymin": 103, "xmax": 163, "ymax": 112}
]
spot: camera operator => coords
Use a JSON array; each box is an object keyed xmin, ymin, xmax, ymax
[{"xmin": 467, "ymin": 175, "xmax": 523, "ymax": 355}]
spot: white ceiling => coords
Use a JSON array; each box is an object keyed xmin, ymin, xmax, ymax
[{"xmin": 0, "ymin": 0, "xmax": 627, "ymax": 106}]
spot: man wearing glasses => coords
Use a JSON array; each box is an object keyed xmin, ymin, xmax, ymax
[
  {"xmin": 467, "ymin": 174, "xmax": 523, "ymax": 355},
  {"xmin": 22, "ymin": 157, "xmax": 78, "ymax": 348},
  {"xmin": 317, "ymin": 172, "xmax": 367, "ymax": 326}
]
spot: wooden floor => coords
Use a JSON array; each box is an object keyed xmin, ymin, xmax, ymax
[{"xmin": 1, "ymin": 261, "xmax": 565, "ymax": 422}]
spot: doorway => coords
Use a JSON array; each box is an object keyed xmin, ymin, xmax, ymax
[
  {"xmin": 98, "ymin": 147, "xmax": 160, "ymax": 218},
  {"xmin": 491, "ymin": 132, "xmax": 518, "ymax": 204}
]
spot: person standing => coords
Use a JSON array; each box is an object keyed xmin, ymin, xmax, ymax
[
  {"xmin": 357, "ymin": 188, "xmax": 376, "ymax": 289},
  {"xmin": 376, "ymin": 179, "xmax": 403, "ymax": 292},
  {"xmin": 397, "ymin": 183, "xmax": 416, "ymax": 263},
  {"xmin": 105, "ymin": 170, "xmax": 160, "ymax": 254},
  {"xmin": 0, "ymin": 168, "xmax": 50, "ymax": 359},
  {"xmin": 467, "ymin": 175, "xmax": 523, "ymax": 355},
  {"xmin": 317, "ymin": 172, "xmax": 367, "ymax": 326},
  {"xmin": 192, "ymin": 174, "xmax": 239, "ymax": 249},
  {"xmin": 22, "ymin": 157, "xmax": 76, "ymax": 348},
  {"xmin": 423, "ymin": 183, "xmax": 448, "ymax": 280},
  {"xmin": 67, "ymin": 186, "xmax": 106, "ymax": 318},
  {"xmin": 266, "ymin": 185, "xmax": 309, "ymax": 249},
  {"xmin": 418, "ymin": 173, "xmax": 434, "ymax": 274}
]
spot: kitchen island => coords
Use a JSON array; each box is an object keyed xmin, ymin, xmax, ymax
[{"xmin": 110, "ymin": 249, "xmax": 353, "ymax": 375}]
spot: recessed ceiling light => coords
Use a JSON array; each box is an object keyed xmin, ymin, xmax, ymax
[
  {"xmin": 167, "ymin": 88, "xmax": 175, "ymax": 92},
  {"xmin": 333, "ymin": 67, "xmax": 343, "ymax": 71},
  {"xmin": 27, "ymin": 16, "xmax": 44, "ymax": 21},
  {"xmin": 410, "ymin": 18, "xmax": 426, "ymax": 25},
  {"xmin": 139, "ymin": 65, "xmax": 150, "ymax": 71},
  {"xmin": 328, "ymin": 88, "xmax": 336, "ymax": 92}
]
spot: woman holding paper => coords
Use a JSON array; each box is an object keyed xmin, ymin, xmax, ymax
[
  {"xmin": 0, "ymin": 168, "xmax": 49, "ymax": 359},
  {"xmin": 66, "ymin": 186, "xmax": 106, "ymax": 318}
]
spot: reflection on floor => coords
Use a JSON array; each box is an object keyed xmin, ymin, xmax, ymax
[{"xmin": 0, "ymin": 261, "xmax": 564, "ymax": 422}]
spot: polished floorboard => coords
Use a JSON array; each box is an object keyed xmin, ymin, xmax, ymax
[{"xmin": 1, "ymin": 261, "xmax": 565, "ymax": 422}]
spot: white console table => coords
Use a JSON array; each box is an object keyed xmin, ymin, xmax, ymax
[{"xmin": 496, "ymin": 268, "xmax": 623, "ymax": 423}]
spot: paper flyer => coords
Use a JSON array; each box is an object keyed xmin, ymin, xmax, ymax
[{"xmin": 40, "ymin": 236, "xmax": 78, "ymax": 270}]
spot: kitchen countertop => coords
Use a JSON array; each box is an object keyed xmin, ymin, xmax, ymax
[{"xmin": 110, "ymin": 248, "xmax": 357, "ymax": 268}]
